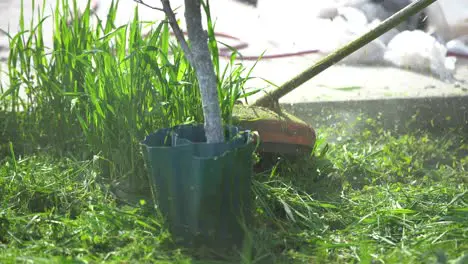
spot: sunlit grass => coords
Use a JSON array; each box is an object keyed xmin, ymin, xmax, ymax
[
  {"xmin": 1, "ymin": 115, "xmax": 467, "ymax": 263},
  {"xmin": 0, "ymin": 0, "xmax": 467, "ymax": 263},
  {"xmin": 0, "ymin": 0, "xmax": 257, "ymax": 189}
]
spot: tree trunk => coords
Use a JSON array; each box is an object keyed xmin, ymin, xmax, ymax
[{"xmin": 183, "ymin": 0, "xmax": 224, "ymax": 143}]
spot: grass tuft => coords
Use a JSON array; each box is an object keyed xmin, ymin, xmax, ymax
[{"xmin": 0, "ymin": 0, "xmax": 256, "ymax": 190}]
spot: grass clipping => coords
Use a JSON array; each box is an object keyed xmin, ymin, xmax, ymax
[{"xmin": 2, "ymin": 114, "xmax": 467, "ymax": 263}]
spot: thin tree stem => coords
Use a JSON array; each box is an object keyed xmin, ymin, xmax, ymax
[
  {"xmin": 158, "ymin": 0, "xmax": 224, "ymax": 143},
  {"xmin": 160, "ymin": 0, "xmax": 193, "ymax": 64},
  {"xmin": 183, "ymin": 0, "xmax": 224, "ymax": 143}
]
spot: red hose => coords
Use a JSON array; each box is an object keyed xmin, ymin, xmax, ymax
[
  {"xmin": 66, "ymin": 0, "xmax": 100, "ymax": 25},
  {"xmin": 211, "ymin": 32, "xmax": 320, "ymax": 60},
  {"xmin": 448, "ymin": 51, "xmax": 468, "ymax": 59},
  {"xmin": 86, "ymin": 0, "xmax": 467, "ymax": 61},
  {"xmin": 90, "ymin": 0, "xmax": 99, "ymax": 15}
]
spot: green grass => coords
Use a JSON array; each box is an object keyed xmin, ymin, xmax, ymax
[
  {"xmin": 1, "ymin": 0, "xmax": 467, "ymax": 263},
  {"xmin": 1, "ymin": 117, "xmax": 466, "ymax": 263},
  {"xmin": 0, "ymin": 0, "xmax": 257, "ymax": 190}
]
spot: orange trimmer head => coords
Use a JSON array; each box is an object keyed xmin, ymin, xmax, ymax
[{"xmin": 232, "ymin": 105, "xmax": 316, "ymax": 156}]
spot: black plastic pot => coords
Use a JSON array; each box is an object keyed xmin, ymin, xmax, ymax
[{"xmin": 141, "ymin": 124, "xmax": 256, "ymax": 250}]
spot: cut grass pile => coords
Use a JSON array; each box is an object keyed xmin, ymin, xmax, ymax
[{"xmin": 0, "ymin": 0, "xmax": 467, "ymax": 263}]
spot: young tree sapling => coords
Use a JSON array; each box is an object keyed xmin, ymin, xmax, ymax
[{"xmin": 148, "ymin": 0, "xmax": 225, "ymax": 143}]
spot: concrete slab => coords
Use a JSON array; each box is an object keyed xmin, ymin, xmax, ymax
[
  {"xmin": 238, "ymin": 55, "xmax": 468, "ymax": 104},
  {"xmin": 1, "ymin": 0, "xmax": 467, "ymax": 104}
]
